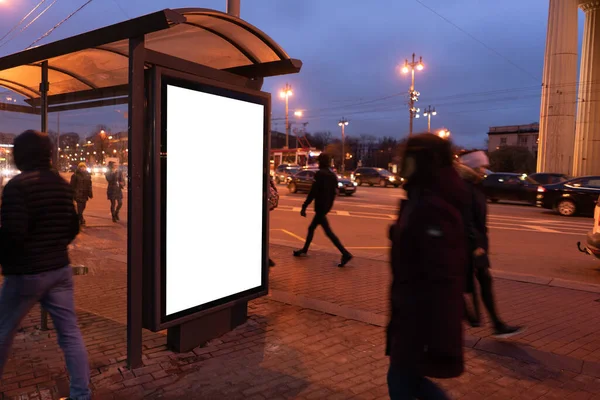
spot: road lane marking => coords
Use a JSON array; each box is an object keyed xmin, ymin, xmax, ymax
[
  {"xmin": 273, "ymin": 208, "xmax": 589, "ymax": 234},
  {"xmin": 346, "ymin": 246, "xmax": 391, "ymax": 250},
  {"xmin": 292, "ymin": 207, "xmax": 302, "ymax": 212},
  {"xmin": 277, "ymin": 229, "xmax": 305, "ymax": 242},
  {"xmin": 519, "ymin": 225, "xmax": 561, "ymax": 233},
  {"xmin": 488, "ymin": 225, "xmax": 585, "ymax": 236}
]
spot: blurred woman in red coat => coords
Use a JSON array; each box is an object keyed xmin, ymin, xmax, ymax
[{"xmin": 387, "ymin": 133, "xmax": 469, "ymax": 399}]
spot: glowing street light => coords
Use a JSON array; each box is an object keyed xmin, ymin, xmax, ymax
[
  {"xmin": 338, "ymin": 117, "xmax": 349, "ymax": 174},
  {"xmin": 438, "ymin": 129, "xmax": 451, "ymax": 139},
  {"xmin": 294, "ymin": 110, "xmax": 303, "ymax": 117},
  {"xmin": 280, "ymin": 83, "xmax": 293, "ymax": 148},
  {"xmin": 400, "ymin": 53, "xmax": 425, "ymax": 137},
  {"xmin": 422, "ymin": 105, "xmax": 437, "ymax": 131}
]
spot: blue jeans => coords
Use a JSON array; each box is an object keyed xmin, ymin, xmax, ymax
[
  {"xmin": 0, "ymin": 266, "xmax": 91, "ymax": 400},
  {"xmin": 388, "ymin": 364, "xmax": 450, "ymax": 400}
]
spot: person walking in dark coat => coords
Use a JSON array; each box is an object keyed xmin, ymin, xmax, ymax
[
  {"xmin": 387, "ymin": 133, "xmax": 468, "ymax": 399},
  {"xmin": 70, "ymin": 162, "xmax": 93, "ymax": 225},
  {"xmin": 268, "ymin": 175, "xmax": 279, "ymax": 267},
  {"xmin": 0, "ymin": 130, "xmax": 91, "ymax": 400},
  {"xmin": 105, "ymin": 161, "xmax": 124, "ymax": 223},
  {"xmin": 456, "ymin": 151, "xmax": 523, "ymax": 338},
  {"xmin": 293, "ymin": 153, "xmax": 353, "ymax": 267}
]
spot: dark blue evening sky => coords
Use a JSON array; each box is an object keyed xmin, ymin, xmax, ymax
[{"xmin": 0, "ymin": 0, "xmax": 586, "ymax": 147}]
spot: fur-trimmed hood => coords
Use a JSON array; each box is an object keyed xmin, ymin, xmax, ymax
[{"xmin": 454, "ymin": 161, "xmax": 481, "ymax": 184}]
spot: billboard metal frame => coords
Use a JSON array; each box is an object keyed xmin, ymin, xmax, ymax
[{"xmin": 141, "ymin": 65, "xmax": 271, "ymax": 332}]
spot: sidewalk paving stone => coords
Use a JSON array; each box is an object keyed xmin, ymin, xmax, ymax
[
  {"xmin": 3, "ymin": 298, "xmax": 600, "ymax": 399},
  {"xmin": 268, "ymin": 245, "xmax": 600, "ymax": 364},
  {"xmin": 2, "ymin": 229, "xmax": 600, "ymax": 397}
]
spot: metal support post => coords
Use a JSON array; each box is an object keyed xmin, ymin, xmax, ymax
[{"xmin": 127, "ymin": 35, "xmax": 145, "ymax": 369}]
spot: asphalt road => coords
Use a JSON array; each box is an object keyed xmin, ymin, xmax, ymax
[
  {"xmin": 74, "ymin": 174, "xmax": 600, "ymax": 285},
  {"xmin": 270, "ymin": 183, "xmax": 600, "ymax": 285}
]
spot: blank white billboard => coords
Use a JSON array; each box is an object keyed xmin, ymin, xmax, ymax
[{"xmin": 165, "ymin": 83, "xmax": 265, "ymax": 317}]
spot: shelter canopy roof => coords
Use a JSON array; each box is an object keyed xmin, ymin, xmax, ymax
[{"xmin": 0, "ymin": 8, "xmax": 301, "ymax": 102}]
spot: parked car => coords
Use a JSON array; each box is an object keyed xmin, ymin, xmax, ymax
[
  {"xmin": 287, "ymin": 169, "xmax": 357, "ymax": 196},
  {"xmin": 528, "ymin": 172, "xmax": 569, "ymax": 185},
  {"xmin": 482, "ymin": 173, "xmax": 538, "ymax": 204},
  {"xmin": 351, "ymin": 167, "xmax": 401, "ymax": 187},
  {"xmin": 274, "ymin": 163, "xmax": 300, "ymax": 184},
  {"xmin": 536, "ymin": 176, "xmax": 600, "ymax": 216}
]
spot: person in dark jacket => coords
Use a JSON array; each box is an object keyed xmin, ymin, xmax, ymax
[
  {"xmin": 105, "ymin": 161, "xmax": 124, "ymax": 223},
  {"xmin": 387, "ymin": 133, "xmax": 468, "ymax": 399},
  {"xmin": 293, "ymin": 153, "xmax": 353, "ymax": 267},
  {"xmin": 268, "ymin": 175, "xmax": 279, "ymax": 267},
  {"xmin": 70, "ymin": 162, "xmax": 93, "ymax": 225},
  {"xmin": 456, "ymin": 151, "xmax": 523, "ymax": 338},
  {"xmin": 0, "ymin": 130, "xmax": 91, "ymax": 400}
]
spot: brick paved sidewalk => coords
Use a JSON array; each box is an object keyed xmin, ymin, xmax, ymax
[
  {"xmin": 3, "ymin": 231, "xmax": 600, "ymax": 398},
  {"xmin": 269, "ymin": 245, "xmax": 600, "ymax": 366},
  {"xmin": 3, "ymin": 298, "xmax": 600, "ymax": 400}
]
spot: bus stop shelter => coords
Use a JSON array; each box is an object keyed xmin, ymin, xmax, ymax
[{"xmin": 0, "ymin": 8, "xmax": 302, "ymax": 368}]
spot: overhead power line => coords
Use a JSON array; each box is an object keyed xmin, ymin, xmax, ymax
[
  {"xmin": 0, "ymin": 0, "xmax": 47, "ymax": 44},
  {"xmin": 111, "ymin": 0, "xmax": 130, "ymax": 19},
  {"xmin": 0, "ymin": 0, "xmax": 59, "ymax": 50},
  {"xmin": 27, "ymin": 0, "xmax": 94, "ymax": 49},
  {"xmin": 414, "ymin": 0, "xmax": 541, "ymax": 82}
]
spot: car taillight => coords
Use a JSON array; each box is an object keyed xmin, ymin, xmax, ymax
[{"xmin": 537, "ymin": 186, "xmax": 546, "ymax": 193}]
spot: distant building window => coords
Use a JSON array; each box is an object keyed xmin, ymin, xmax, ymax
[
  {"xmin": 500, "ymin": 137, "xmax": 507, "ymax": 145},
  {"xmin": 519, "ymin": 136, "xmax": 528, "ymax": 145}
]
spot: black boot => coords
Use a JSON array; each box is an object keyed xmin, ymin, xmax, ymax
[
  {"xmin": 338, "ymin": 252, "xmax": 353, "ymax": 267},
  {"xmin": 269, "ymin": 258, "xmax": 275, "ymax": 267},
  {"xmin": 115, "ymin": 211, "xmax": 120, "ymax": 221},
  {"xmin": 79, "ymin": 215, "xmax": 86, "ymax": 226},
  {"xmin": 112, "ymin": 212, "xmax": 117, "ymax": 223},
  {"xmin": 293, "ymin": 249, "xmax": 307, "ymax": 257}
]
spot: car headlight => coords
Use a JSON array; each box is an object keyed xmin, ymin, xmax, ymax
[
  {"xmin": 337, "ymin": 182, "xmax": 343, "ymax": 188},
  {"xmin": 353, "ymin": 182, "xmax": 358, "ymax": 186},
  {"xmin": 389, "ymin": 177, "xmax": 396, "ymax": 182}
]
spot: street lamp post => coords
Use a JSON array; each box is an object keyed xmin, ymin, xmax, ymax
[
  {"xmin": 338, "ymin": 117, "xmax": 349, "ymax": 174},
  {"xmin": 280, "ymin": 83, "xmax": 293, "ymax": 148},
  {"xmin": 422, "ymin": 105, "xmax": 437, "ymax": 132},
  {"xmin": 401, "ymin": 53, "xmax": 424, "ymax": 137}
]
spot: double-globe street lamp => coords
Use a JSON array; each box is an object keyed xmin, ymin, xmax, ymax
[
  {"xmin": 422, "ymin": 105, "xmax": 437, "ymax": 132},
  {"xmin": 400, "ymin": 53, "xmax": 424, "ymax": 137},
  {"xmin": 338, "ymin": 117, "xmax": 349, "ymax": 174}
]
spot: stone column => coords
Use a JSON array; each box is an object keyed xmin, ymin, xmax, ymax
[
  {"xmin": 537, "ymin": 0, "xmax": 579, "ymax": 175},
  {"xmin": 573, "ymin": 1, "xmax": 600, "ymax": 176}
]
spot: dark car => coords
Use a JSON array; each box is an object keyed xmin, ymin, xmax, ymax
[
  {"xmin": 287, "ymin": 169, "xmax": 357, "ymax": 196},
  {"xmin": 352, "ymin": 167, "xmax": 401, "ymax": 187},
  {"xmin": 482, "ymin": 173, "xmax": 538, "ymax": 204},
  {"xmin": 528, "ymin": 172, "xmax": 569, "ymax": 185},
  {"xmin": 537, "ymin": 176, "xmax": 600, "ymax": 216},
  {"xmin": 273, "ymin": 163, "xmax": 300, "ymax": 184}
]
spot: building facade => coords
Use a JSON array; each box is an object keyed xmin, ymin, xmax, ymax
[{"xmin": 487, "ymin": 123, "xmax": 539, "ymax": 155}]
